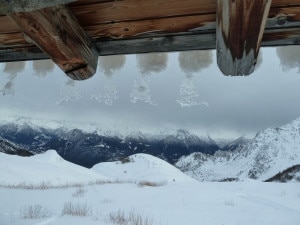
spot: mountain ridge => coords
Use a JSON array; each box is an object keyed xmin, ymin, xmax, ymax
[
  {"xmin": 176, "ymin": 117, "xmax": 300, "ymax": 182},
  {"xmin": 0, "ymin": 117, "xmax": 223, "ymax": 167}
]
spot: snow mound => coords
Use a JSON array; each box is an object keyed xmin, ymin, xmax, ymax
[
  {"xmin": 0, "ymin": 150, "xmax": 108, "ymax": 186},
  {"xmin": 92, "ymin": 153, "xmax": 195, "ymax": 184}
]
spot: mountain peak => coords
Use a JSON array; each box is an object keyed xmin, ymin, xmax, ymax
[{"xmin": 176, "ymin": 117, "xmax": 300, "ymax": 182}]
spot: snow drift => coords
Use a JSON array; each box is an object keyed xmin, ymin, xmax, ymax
[
  {"xmin": 0, "ymin": 150, "xmax": 108, "ymax": 186},
  {"xmin": 92, "ymin": 153, "xmax": 195, "ymax": 183}
]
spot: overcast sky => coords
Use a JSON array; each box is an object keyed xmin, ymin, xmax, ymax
[{"xmin": 1, "ymin": 46, "xmax": 300, "ymax": 139}]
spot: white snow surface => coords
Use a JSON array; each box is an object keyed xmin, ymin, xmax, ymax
[
  {"xmin": 0, "ymin": 150, "xmax": 108, "ymax": 186},
  {"xmin": 0, "ymin": 151, "xmax": 300, "ymax": 225},
  {"xmin": 176, "ymin": 117, "xmax": 300, "ymax": 181},
  {"xmin": 92, "ymin": 153, "xmax": 195, "ymax": 183}
]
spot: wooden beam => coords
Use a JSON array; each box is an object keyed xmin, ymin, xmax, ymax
[
  {"xmin": 0, "ymin": 27, "xmax": 299, "ymax": 63},
  {"xmin": 216, "ymin": 0, "xmax": 272, "ymax": 76},
  {"xmin": 8, "ymin": 5, "xmax": 98, "ymax": 80},
  {"xmin": 1, "ymin": 5, "xmax": 300, "ymax": 42},
  {"xmin": 0, "ymin": 0, "xmax": 75, "ymax": 14},
  {"xmin": 69, "ymin": 0, "xmax": 300, "ymax": 26}
]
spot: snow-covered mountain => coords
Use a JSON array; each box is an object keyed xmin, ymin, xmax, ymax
[
  {"xmin": 0, "ymin": 116, "xmax": 220, "ymax": 167},
  {"xmin": 0, "ymin": 138, "xmax": 33, "ymax": 156},
  {"xmin": 176, "ymin": 118, "xmax": 300, "ymax": 182}
]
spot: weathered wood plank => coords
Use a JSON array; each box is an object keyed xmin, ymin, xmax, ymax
[
  {"xmin": 70, "ymin": 0, "xmax": 216, "ymax": 26},
  {"xmin": 8, "ymin": 5, "xmax": 98, "ymax": 80},
  {"xmin": 85, "ymin": 6, "xmax": 300, "ymax": 40},
  {"xmin": 0, "ymin": 0, "xmax": 75, "ymax": 14},
  {"xmin": 2, "ymin": 5, "xmax": 300, "ymax": 44},
  {"xmin": 0, "ymin": 27, "xmax": 299, "ymax": 63},
  {"xmin": 69, "ymin": 0, "xmax": 300, "ymax": 26},
  {"xmin": 70, "ymin": 0, "xmax": 300, "ymax": 8},
  {"xmin": 0, "ymin": 5, "xmax": 299, "ymax": 48},
  {"xmin": 85, "ymin": 14, "xmax": 216, "ymax": 40},
  {"xmin": 216, "ymin": 0, "xmax": 272, "ymax": 76},
  {"xmin": 0, "ymin": 32, "xmax": 28, "ymax": 46},
  {"xmin": 1, "ymin": 4, "xmax": 300, "ymax": 36}
]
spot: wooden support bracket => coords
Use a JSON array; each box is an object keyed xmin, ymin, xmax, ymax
[
  {"xmin": 7, "ymin": 4, "xmax": 98, "ymax": 80},
  {"xmin": 216, "ymin": 0, "xmax": 272, "ymax": 76}
]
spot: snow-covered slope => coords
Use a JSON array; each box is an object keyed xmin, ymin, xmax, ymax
[
  {"xmin": 176, "ymin": 118, "xmax": 300, "ymax": 182},
  {"xmin": 0, "ymin": 138, "xmax": 33, "ymax": 156},
  {"xmin": 0, "ymin": 150, "xmax": 108, "ymax": 186},
  {"xmin": 92, "ymin": 153, "xmax": 195, "ymax": 183}
]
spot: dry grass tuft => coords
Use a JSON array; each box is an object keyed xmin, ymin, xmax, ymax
[
  {"xmin": 137, "ymin": 181, "xmax": 166, "ymax": 188},
  {"xmin": 62, "ymin": 202, "xmax": 92, "ymax": 217},
  {"xmin": 72, "ymin": 187, "xmax": 87, "ymax": 197},
  {"xmin": 109, "ymin": 209, "xmax": 154, "ymax": 225},
  {"xmin": 20, "ymin": 204, "xmax": 50, "ymax": 219}
]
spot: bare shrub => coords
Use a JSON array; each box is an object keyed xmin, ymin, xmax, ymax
[
  {"xmin": 100, "ymin": 198, "xmax": 113, "ymax": 204},
  {"xmin": 0, "ymin": 179, "xmax": 136, "ymax": 191},
  {"xmin": 128, "ymin": 211, "xmax": 153, "ymax": 225},
  {"xmin": 120, "ymin": 157, "xmax": 132, "ymax": 164},
  {"xmin": 88, "ymin": 179, "xmax": 133, "ymax": 186},
  {"xmin": 72, "ymin": 187, "xmax": 87, "ymax": 197},
  {"xmin": 20, "ymin": 204, "xmax": 50, "ymax": 219},
  {"xmin": 224, "ymin": 200, "xmax": 235, "ymax": 207},
  {"xmin": 137, "ymin": 181, "xmax": 166, "ymax": 188},
  {"xmin": 109, "ymin": 210, "xmax": 128, "ymax": 225},
  {"xmin": 62, "ymin": 202, "xmax": 92, "ymax": 217},
  {"xmin": 109, "ymin": 209, "xmax": 153, "ymax": 225},
  {"xmin": 0, "ymin": 181, "xmax": 84, "ymax": 190}
]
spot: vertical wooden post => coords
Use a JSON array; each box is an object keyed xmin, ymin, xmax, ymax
[{"xmin": 216, "ymin": 0, "xmax": 272, "ymax": 76}]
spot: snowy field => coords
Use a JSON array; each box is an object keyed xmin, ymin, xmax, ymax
[{"xmin": 0, "ymin": 151, "xmax": 300, "ymax": 225}]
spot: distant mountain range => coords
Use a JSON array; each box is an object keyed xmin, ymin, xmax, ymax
[
  {"xmin": 176, "ymin": 118, "xmax": 300, "ymax": 182},
  {"xmin": 0, "ymin": 137, "xmax": 33, "ymax": 156},
  {"xmin": 1, "ymin": 116, "xmax": 299, "ymax": 183},
  {"xmin": 0, "ymin": 117, "xmax": 230, "ymax": 168}
]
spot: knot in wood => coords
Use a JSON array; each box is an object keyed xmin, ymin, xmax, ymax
[{"xmin": 277, "ymin": 16, "xmax": 287, "ymax": 26}]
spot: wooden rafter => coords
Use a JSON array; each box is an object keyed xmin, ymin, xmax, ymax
[
  {"xmin": 216, "ymin": 0, "xmax": 272, "ymax": 76},
  {"xmin": 1, "ymin": 1, "xmax": 98, "ymax": 80},
  {"xmin": 0, "ymin": 0, "xmax": 299, "ymax": 77},
  {"xmin": 1, "ymin": 27, "xmax": 299, "ymax": 63}
]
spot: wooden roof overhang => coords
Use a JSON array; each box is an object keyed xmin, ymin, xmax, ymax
[{"xmin": 0, "ymin": 0, "xmax": 300, "ymax": 79}]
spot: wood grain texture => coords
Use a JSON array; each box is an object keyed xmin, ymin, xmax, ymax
[
  {"xmin": 9, "ymin": 5, "xmax": 98, "ymax": 80},
  {"xmin": 2, "ymin": 5, "xmax": 299, "ymax": 44},
  {"xmin": 68, "ymin": 0, "xmax": 300, "ymax": 26},
  {"xmin": 70, "ymin": 0, "xmax": 216, "ymax": 26},
  {"xmin": 0, "ymin": 5, "xmax": 299, "ymax": 47},
  {"xmin": 0, "ymin": 27, "xmax": 299, "ymax": 63},
  {"xmin": 2, "ymin": 6, "xmax": 300, "ymax": 36},
  {"xmin": 85, "ymin": 14, "xmax": 216, "ymax": 40},
  {"xmin": 0, "ymin": 0, "xmax": 75, "ymax": 14},
  {"xmin": 216, "ymin": 0, "xmax": 272, "ymax": 76}
]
